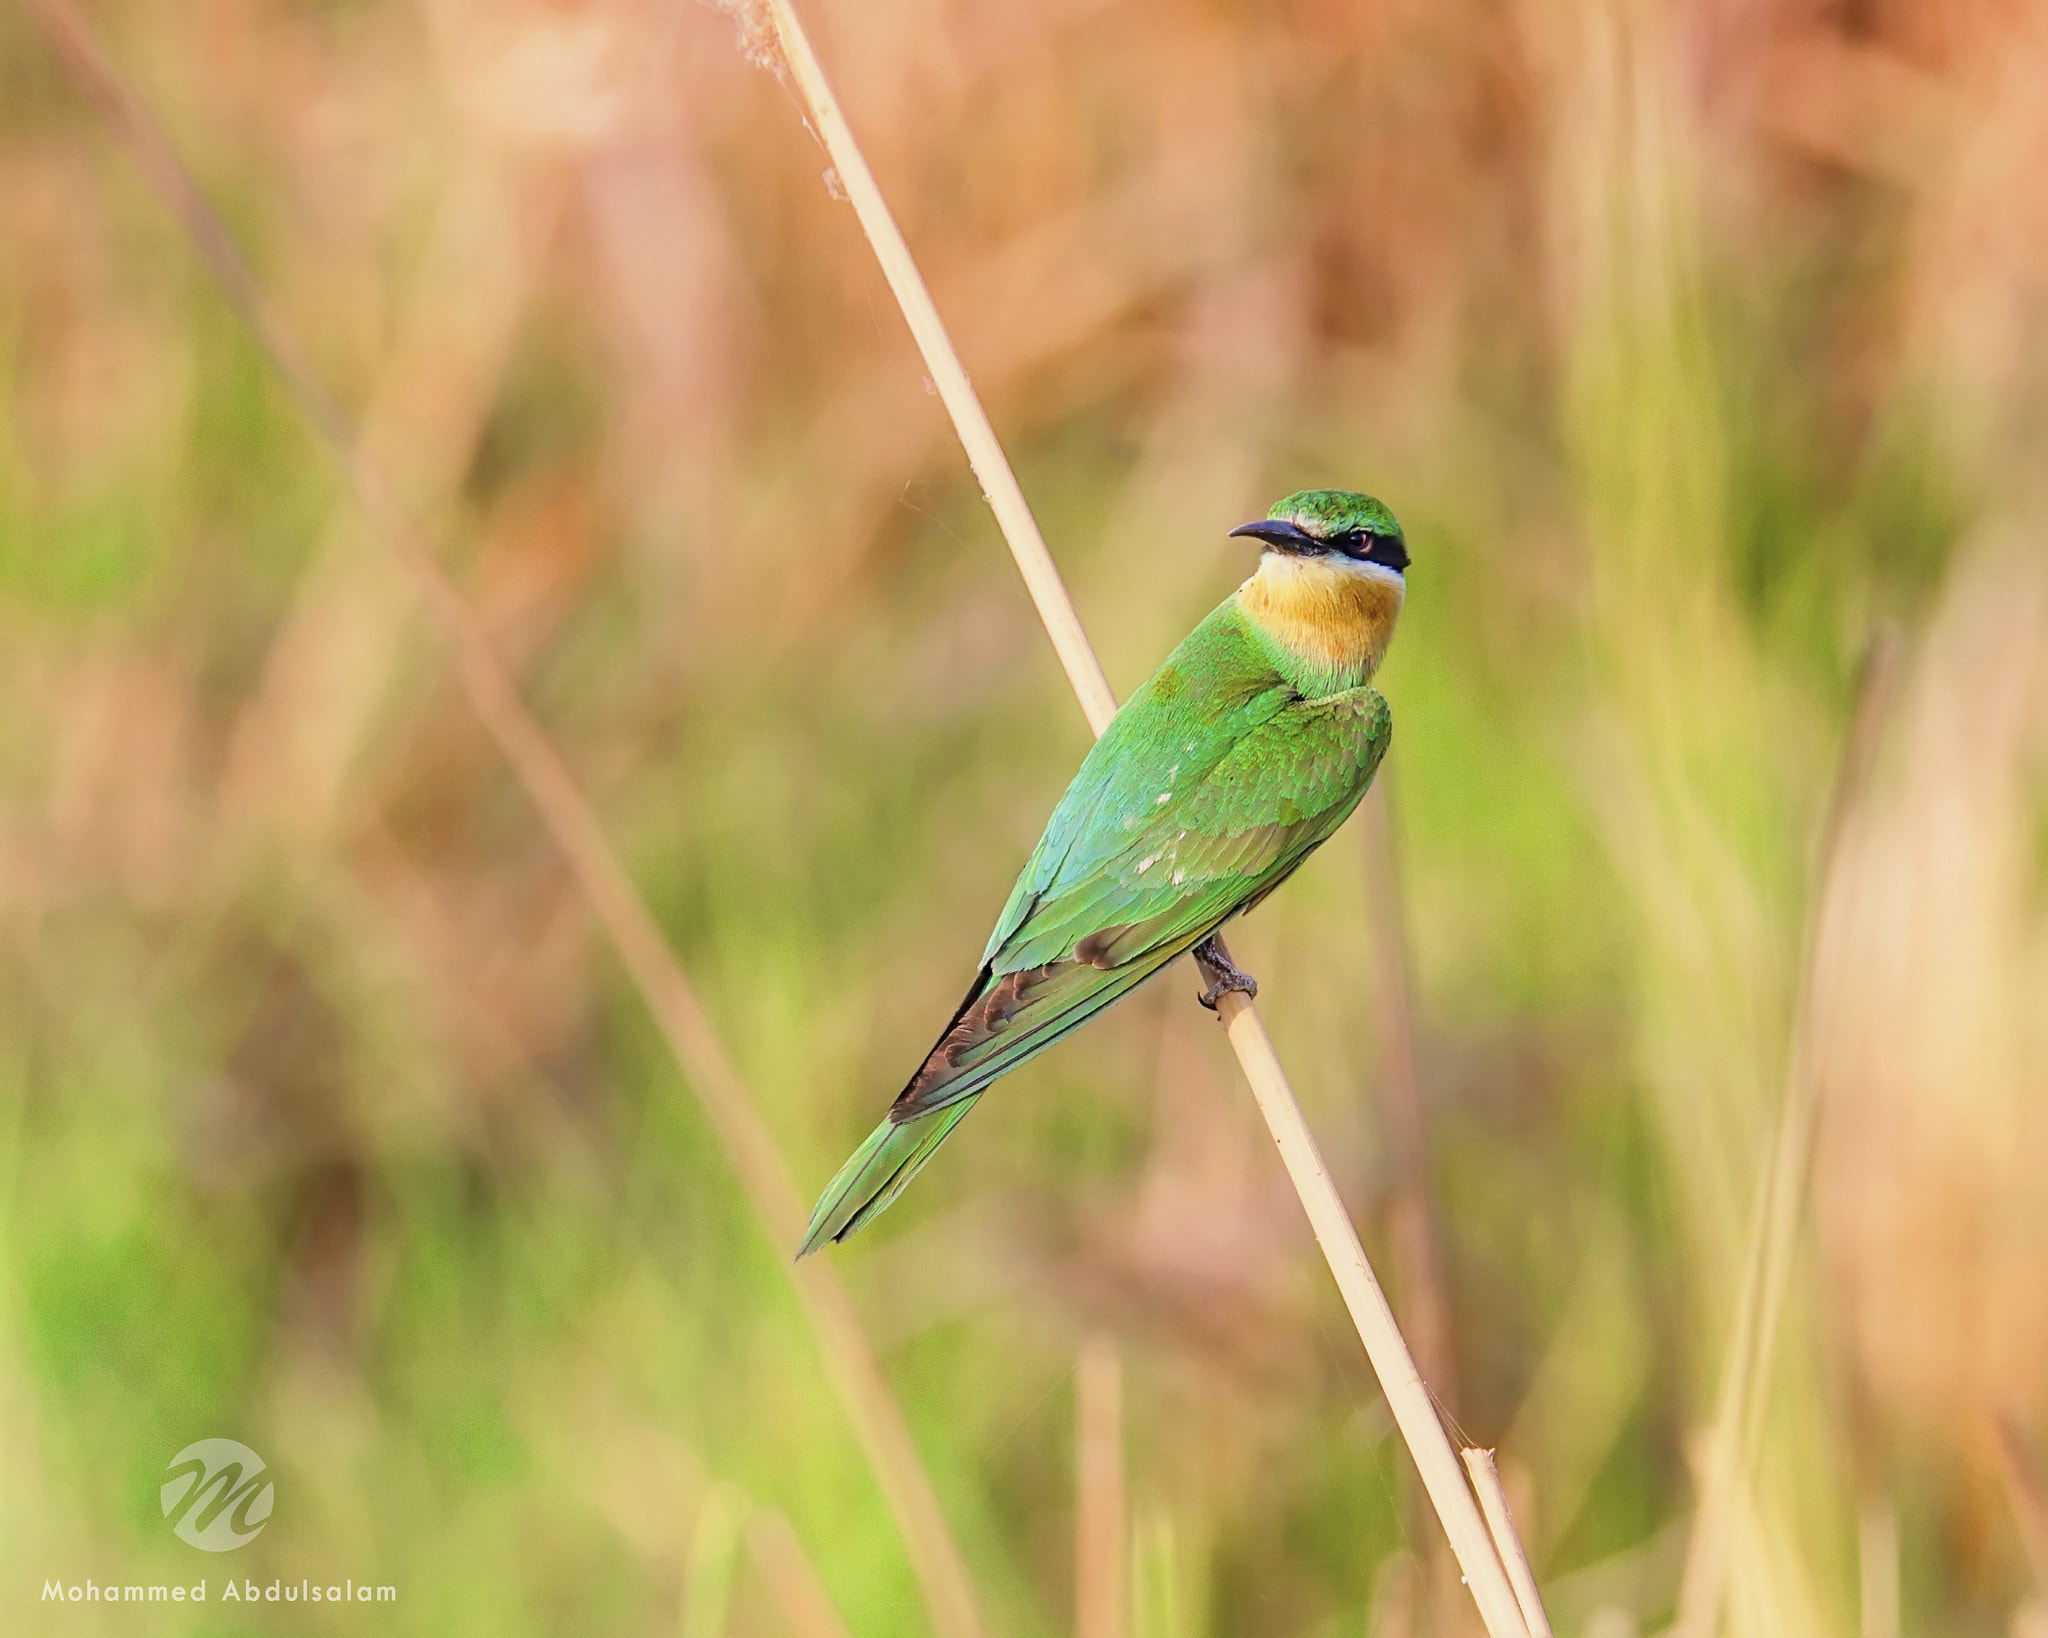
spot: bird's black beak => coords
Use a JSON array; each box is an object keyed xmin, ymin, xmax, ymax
[{"xmin": 1229, "ymin": 518, "xmax": 1321, "ymax": 555}]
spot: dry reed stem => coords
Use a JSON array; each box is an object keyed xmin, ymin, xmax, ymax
[
  {"xmin": 20, "ymin": 8, "xmax": 987, "ymax": 1638},
  {"xmin": 751, "ymin": 4, "xmax": 1533, "ymax": 1634},
  {"xmin": 1205, "ymin": 977, "xmax": 1527, "ymax": 1638},
  {"xmin": 1464, "ymin": 1448, "xmax": 1556, "ymax": 1638},
  {"xmin": 221, "ymin": 131, "xmax": 566, "ymax": 840},
  {"xmin": 1361, "ymin": 774, "xmax": 1458, "ymax": 1407},
  {"xmin": 750, "ymin": 0, "xmax": 1118, "ymax": 737},
  {"xmin": 683, "ymin": 1483, "xmax": 746, "ymax": 1638},
  {"xmin": 746, "ymin": 1508, "xmax": 859, "ymax": 1638},
  {"xmin": 1857, "ymin": 1493, "xmax": 1900, "ymax": 1638},
  {"xmin": 1076, "ymin": 1336, "xmax": 1127, "ymax": 1638},
  {"xmin": 1997, "ymin": 1414, "xmax": 2048, "ymax": 1598},
  {"xmin": 1673, "ymin": 628, "xmax": 1901, "ymax": 1638}
]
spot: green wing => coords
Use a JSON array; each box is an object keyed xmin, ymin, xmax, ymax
[
  {"xmin": 980, "ymin": 601, "xmax": 1295, "ymax": 961},
  {"xmin": 898, "ymin": 678, "xmax": 1391, "ymax": 1117}
]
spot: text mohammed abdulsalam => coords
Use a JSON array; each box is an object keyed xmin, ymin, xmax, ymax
[{"xmin": 42, "ymin": 1576, "xmax": 396, "ymax": 1604}]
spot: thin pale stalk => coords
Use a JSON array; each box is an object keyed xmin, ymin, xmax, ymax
[
  {"xmin": 683, "ymin": 1485, "xmax": 746, "ymax": 1638},
  {"xmin": 1362, "ymin": 774, "xmax": 1460, "ymax": 1594},
  {"xmin": 1076, "ymin": 1336, "xmax": 1127, "ymax": 1638},
  {"xmin": 751, "ymin": 4, "xmax": 1532, "ymax": 1634},
  {"xmin": 755, "ymin": 0, "xmax": 1117, "ymax": 735},
  {"xmin": 1670, "ymin": 1156, "xmax": 1771, "ymax": 1637},
  {"xmin": 1997, "ymin": 1414, "xmax": 2048, "ymax": 1598},
  {"xmin": 1361, "ymin": 773, "xmax": 1458, "ymax": 1405},
  {"xmin": 1673, "ymin": 628, "xmax": 1901, "ymax": 1638},
  {"xmin": 1464, "ymin": 1448, "xmax": 1556, "ymax": 1638},
  {"xmin": 1737, "ymin": 644, "xmax": 1899, "ymax": 1476},
  {"xmin": 21, "ymin": 8, "xmax": 985, "ymax": 1638},
  {"xmin": 1204, "ymin": 979, "xmax": 1527, "ymax": 1638},
  {"xmin": 1857, "ymin": 1492, "xmax": 1900, "ymax": 1638},
  {"xmin": 746, "ymin": 1508, "xmax": 859, "ymax": 1638}
]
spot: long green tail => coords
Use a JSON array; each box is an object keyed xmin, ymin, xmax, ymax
[
  {"xmin": 797, "ymin": 937, "xmax": 1208, "ymax": 1257},
  {"xmin": 795, "ymin": 1100, "xmax": 977, "ymax": 1258}
]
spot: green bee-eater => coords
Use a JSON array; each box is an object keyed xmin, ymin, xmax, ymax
[{"xmin": 798, "ymin": 489, "xmax": 1408, "ymax": 1256}]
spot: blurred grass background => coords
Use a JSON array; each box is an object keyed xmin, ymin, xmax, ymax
[{"xmin": 3, "ymin": 0, "xmax": 2048, "ymax": 1634}]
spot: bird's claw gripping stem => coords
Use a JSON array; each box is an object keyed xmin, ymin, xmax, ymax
[{"xmin": 1193, "ymin": 935, "xmax": 1258, "ymax": 1011}]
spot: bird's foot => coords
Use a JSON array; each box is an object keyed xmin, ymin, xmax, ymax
[{"xmin": 1193, "ymin": 935, "xmax": 1258, "ymax": 1011}]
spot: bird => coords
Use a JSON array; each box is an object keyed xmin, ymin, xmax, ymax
[{"xmin": 797, "ymin": 489, "xmax": 1409, "ymax": 1256}]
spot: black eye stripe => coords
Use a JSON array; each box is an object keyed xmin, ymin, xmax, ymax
[
  {"xmin": 1321, "ymin": 528, "xmax": 1407, "ymax": 569},
  {"xmin": 1247, "ymin": 519, "xmax": 1405, "ymax": 569}
]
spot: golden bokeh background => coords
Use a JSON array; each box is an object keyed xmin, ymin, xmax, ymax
[{"xmin": 3, "ymin": 1, "xmax": 2047, "ymax": 1634}]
